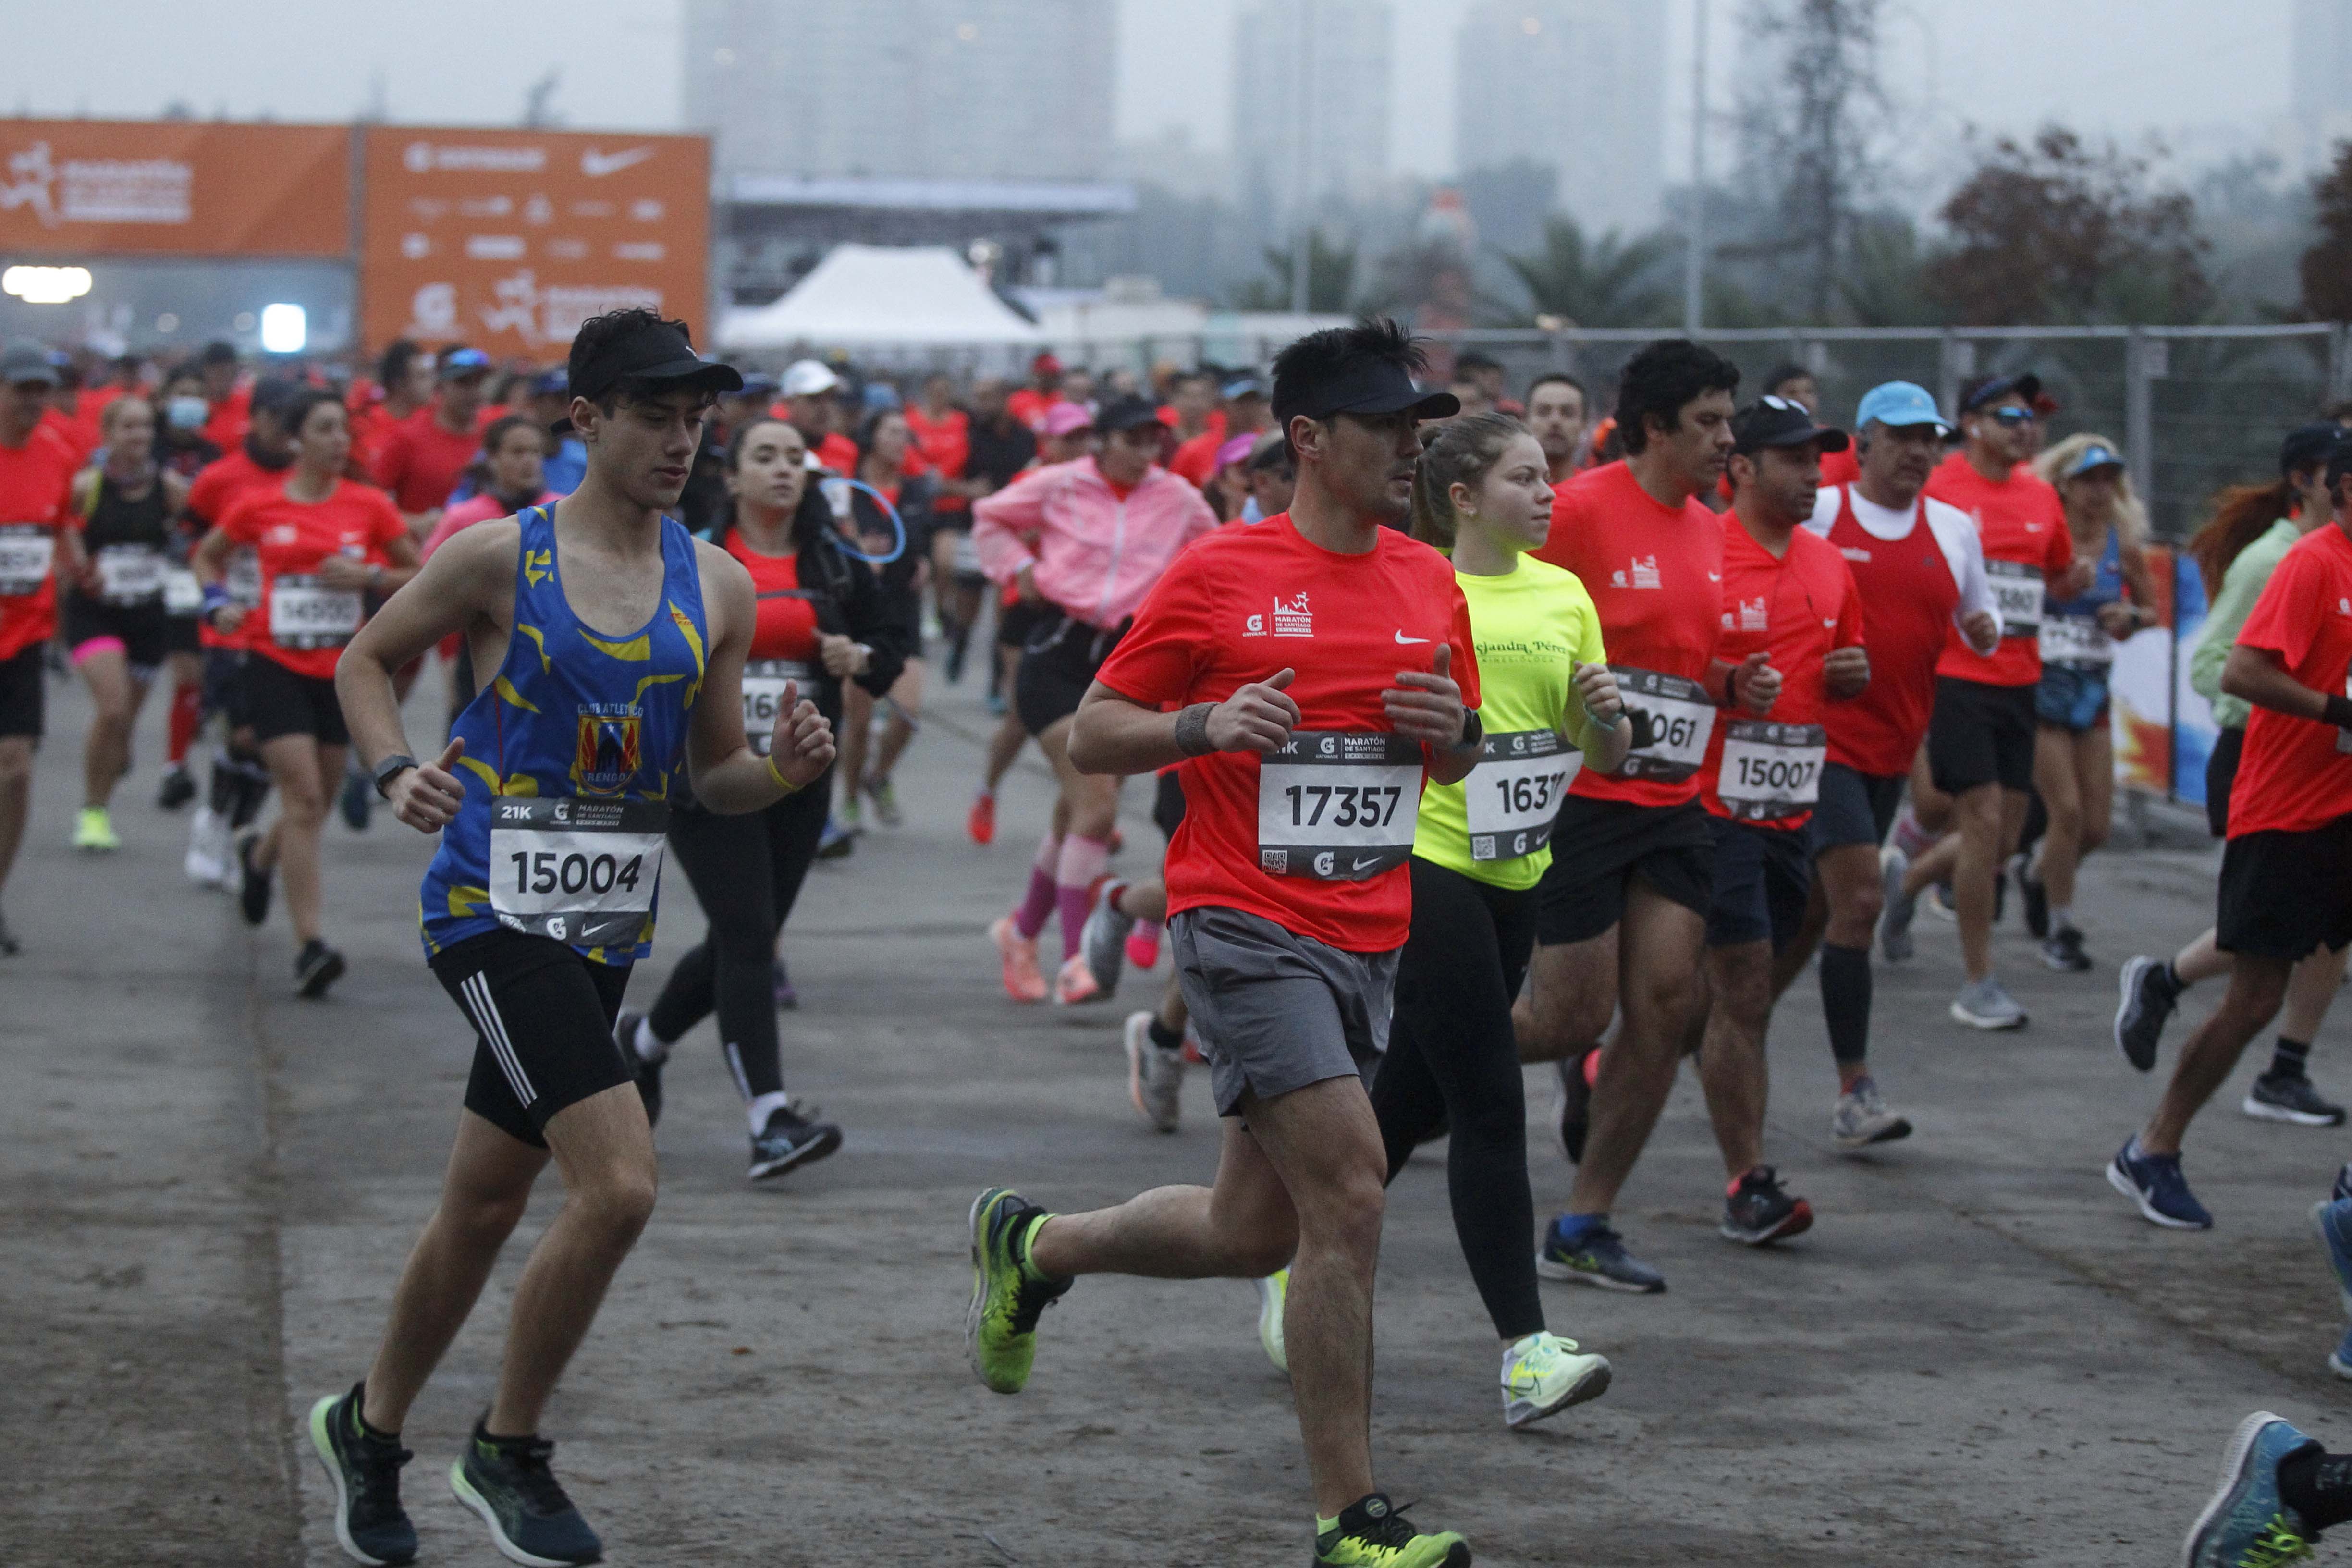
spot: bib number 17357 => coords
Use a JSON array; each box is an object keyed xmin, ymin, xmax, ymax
[{"xmin": 1257, "ymin": 731, "xmax": 1421, "ymax": 881}]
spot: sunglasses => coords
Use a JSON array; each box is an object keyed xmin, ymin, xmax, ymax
[{"xmin": 1983, "ymin": 406, "xmax": 2037, "ymax": 428}]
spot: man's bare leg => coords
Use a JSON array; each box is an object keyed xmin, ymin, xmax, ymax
[
  {"xmin": 1698, "ymin": 941, "xmax": 1775, "ymax": 1179},
  {"xmin": 1030, "ymin": 1077, "xmax": 1386, "ymax": 1518},
  {"xmin": 2144, "ymin": 956, "xmax": 2295, "ymax": 1156}
]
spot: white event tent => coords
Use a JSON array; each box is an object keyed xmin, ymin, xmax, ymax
[{"xmin": 718, "ymin": 244, "xmax": 1044, "ymax": 356}]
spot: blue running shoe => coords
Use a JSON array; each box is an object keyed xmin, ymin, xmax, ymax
[
  {"xmin": 1535, "ymin": 1215, "xmax": 1665, "ymax": 1293},
  {"xmin": 2315, "ymin": 1198, "xmax": 2352, "ymax": 1318},
  {"xmin": 2107, "ymin": 1136, "xmax": 2213, "ymax": 1230},
  {"xmin": 2183, "ymin": 1411, "xmax": 2317, "ymax": 1568},
  {"xmin": 449, "ymin": 1421, "xmax": 603, "ymax": 1566},
  {"xmin": 2333, "ymin": 1162, "xmax": 2352, "ymax": 1204},
  {"xmin": 308, "ymin": 1384, "xmax": 416, "ymax": 1566}
]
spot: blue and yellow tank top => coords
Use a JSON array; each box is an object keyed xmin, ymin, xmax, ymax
[
  {"xmin": 2040, "ymin": 529, "xmax": 2125, "ymax": 668},
  {"xmin": 420, "ymin": 505, "xmax": 710, "ymax": 965}
]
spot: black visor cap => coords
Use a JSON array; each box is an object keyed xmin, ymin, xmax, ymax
[
  {"xmin": 1274, "ymin": 358, "xmax": 1460, "ymax": 431},
  {"xmin": 572, "ymin": 319, "xmax": 743, "ymax": 407}
]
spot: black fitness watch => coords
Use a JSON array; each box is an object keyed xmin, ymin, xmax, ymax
[{"xmin": 373, "ymin": 753, "xmax": 419, "ymax": 799}]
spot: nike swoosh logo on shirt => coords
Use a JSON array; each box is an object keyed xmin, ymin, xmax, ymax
[
  {"xmin": 1707, "ymin": 573, "xmax": 1722, "ymax": 581},
  {"xmin": 1352, "ymin": 857, "xmax": 1384, "ymax": 871},
  {"xmin": 581, "ymin": 147, "xmax": 655, "ymax": 177},
  {"xmin": 1394, "ymin": 631, "xmax": 1429, "ymax": 644}
]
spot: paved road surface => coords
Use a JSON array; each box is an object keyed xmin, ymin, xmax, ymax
[{"xmin": 4, "ymin": 660, "xmax": 2346, "ymax": 1566}]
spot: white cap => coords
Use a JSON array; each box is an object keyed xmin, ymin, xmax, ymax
[{"xmin": 781, "ymin": 359, "xmax": 842, "ymax": 398}]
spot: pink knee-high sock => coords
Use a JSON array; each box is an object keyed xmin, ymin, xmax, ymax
[
  {"xmin": 1054, "ymin": 834, "xmax": 1112, "ymax": 961},
  {"xmin": 1014, "ymin": 831, "xmax": 1063, "ymax": 939}
]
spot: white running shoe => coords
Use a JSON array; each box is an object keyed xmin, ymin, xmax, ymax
[
  {"xmin": 184, "ymin": 805, "xmax": 230, "ymax": 887},
  {"xmin": 1876, "ymin": 845, "xmax": 1915, "ymax": 962},
  {"xmin": 1254, "ymin": 1269, "xmax": 1289, "ymax": 1375},
  {"xmin": 1499, "ymin": 1331, "xmax": 1612, "ymax": 1428},
  {"xmin": 1831, "ymin": 1075, "xmax": 1913, "ymax": 1151},
  {"xmin": 1123, "ymin": 1010, "xmax": 1183, "ymax": 1133}
]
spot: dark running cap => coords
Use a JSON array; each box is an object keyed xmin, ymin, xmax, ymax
[
  {"xmin": 1959, "ymin": 372, "xmax": 2043, "ymax": 415},
  {"xmin": 2280, "ymin": 421, "xmax": 2345, "ymax": 476},
  {"xmin": 1095, "ymin": 393, "xmax": 1164, "ymax": 435},
  {"xmin": 1731, "ymin": 394, "xmax": 1850, "ymax": 456},
  {"xmin": 1273, "ymin": 356, "xmax": 1458, "ymax": 431},
  {"xmin": 571, "ymin": 317, "xmax": 743, "ymax": 406}
]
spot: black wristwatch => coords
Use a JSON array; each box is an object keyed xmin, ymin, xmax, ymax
[
  {"xmin": 373, "ymin": 753, "xmax": 419, "ymax": 799},
  {"xmin": 1454, "ymin": 708, "xmax": 1483, "ymax": 753}
]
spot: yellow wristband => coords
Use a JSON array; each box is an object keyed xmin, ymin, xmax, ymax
[{"xmin": 765, "ymin": 752, "xmax": 801, "ymax": 796}]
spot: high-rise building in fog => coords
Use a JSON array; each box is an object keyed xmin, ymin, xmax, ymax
[
  {"xmin": 2294, "ymin": 0, "xmax": 2352, "ymax": 172},
  {"xmin": 682, "ymin": 0, "xmax": 1115, "ymax": 182},
  {"xmin": 1233, "ymin": 0, "xmax": 1394, "ymax": 217},
  {"xmin": 1454, "ymin": 0, "xmax": 1663, "ymax": 238}
]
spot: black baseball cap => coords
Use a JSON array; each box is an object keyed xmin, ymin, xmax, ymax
[
  {"xmin": 1959, "ymin": 372, "xmax": 2043, "ymax": 415},
  {"xmin": 248, "ymin": 375, "xmax": 307, "ymax": 419},
  {"xmin": 570, "ymin": 316, "xmax": 744, "ymax": 407},
  {"xmin": 1731, "ymin": 394, "xmax": 1850, "ymax": 456},
  {"xmin": 1096, "ymin": 393, "xmax": 1165, "ymax": 435},
  {"xmin": 2281, "ymin": 421, "xmax": 2345, "ymax": 476},
  {"xmin": 1273, "ymin": 358, "xmax": 1459, "ymax": 431}
]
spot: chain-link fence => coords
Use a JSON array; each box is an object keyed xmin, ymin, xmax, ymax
[{"xmin": 1403, "ymin": 323, "xmax": 2352, "ymax": 542}]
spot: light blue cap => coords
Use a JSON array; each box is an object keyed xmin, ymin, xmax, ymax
[
  {"xmin": 2065, "ymin": 442, "xmax": 2124, "ymax": 478},
  {"xmin": 1855, "ymin": 380, "xmax": 1950, "ymax": 436}
]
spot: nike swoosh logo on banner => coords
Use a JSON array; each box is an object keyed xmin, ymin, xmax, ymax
[
  {"xmin": 1352, "ymin": 857, "xmax": 1384, "ymax": 871},
  {"xmin": 1394, "ymin": 631, "xmax": 1429, "ymax": 644},
  {"xmin": 582, "ymin": 147, "xmax": 655, "ymax": 177}
]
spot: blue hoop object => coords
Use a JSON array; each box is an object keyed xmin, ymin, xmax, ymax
[{"xmin": 822, "ymin": 477, "xmax": 907, "ymax": 566}]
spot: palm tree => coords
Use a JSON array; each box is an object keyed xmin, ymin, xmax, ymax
[{"xmin": 1501, "ymin": 215, "xmax": 1677, "ymax": 328}]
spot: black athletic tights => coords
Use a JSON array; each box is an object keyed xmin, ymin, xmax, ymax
[
  {"xmin": 645, "ymin": 765, "xmax": 832, "ymax": 1101},
  {"xmin": 1369, "ymin": 856, "xmax": 1545, "ymax": 1343}
]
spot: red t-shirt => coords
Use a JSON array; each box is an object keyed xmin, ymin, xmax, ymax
[
  {"xmin": 201, "ymin": 384, "xmax": 252, "ymax": 454},
  {"xmin": 1925, "ymin": 453, "xmax": 2070, "ymax": 687},
  {"xmin": 372, "ymin": 407, "xmax": 485, "ymax": 515},
  {"xmin": 1819, "ymin": 445, "xmax": 1859, "ymax": 489},
  {"xmin": 1813, "ymin": 486, "xmax": 1966, "ymax": 777},
  {"xmin": 1168, "ymin": 430, "xmax": 1223, "ymax": 489},
  {"xmin": 189, "ymin": 447, "xmax": 296, "ymax": 651},
  {"xmin": 1534, "ymin": 460, "xmax": 1726, "ymax": 808},
  {"xmin": 728, "ymin": 535, "xmax": 822, "ymax": 663},
  {"xmin": 814, "ymin": 431, "xmax": 859, "ymax": 475},
  {"xmin": 219, "ymin": 480, "xmax": 406, "ymax": 679},
  {"xmin": 1093, "ymin": 513, "xmax": 1480, "ymax": 953},
  {"xmin": 1699, "ymin": 518, "xmax": 1864, "ymax": 830},
  {"xmin": 905, "ymin": 405, "xmax": 971, "ymax": 514},
  {"xmin": 1007, "ymin": 389, "xmax": 1064, "ymax": 434},
  {"xmin": 0, "ymin": 430, "xmax": 75, "ymax": 661},
  {"xmin": 2228, "ymin": 523, "xmax": 2352, "ymax": 838},
  {"xmin": 38, "ymin": 406, "xmax": 95, "ymax": 468}
]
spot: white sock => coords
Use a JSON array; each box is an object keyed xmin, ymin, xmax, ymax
[
  {"xmin": 747, "ymin": 1090, "xmax": 792, "ymax": 1134},
  {"xmin": 633, "ymin": 1017, "xmax": 667, "ymax": 1061}
]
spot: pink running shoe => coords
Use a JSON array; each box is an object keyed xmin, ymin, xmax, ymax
[
  {"xmin": 990, "ymin": 915, "xmax": 1047, "ymax": 1003},
  {"xmin": 1125, "ymin": 922, "xmax": 1161, "ymax": 970},
  {"xmin": 1054, "ymin": 953, "xmax": 1103, "ymax": 1006}
]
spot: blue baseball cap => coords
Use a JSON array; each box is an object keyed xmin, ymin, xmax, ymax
[
  {"xmin": 438, "ymin": 346, "xmax": 491, "ymax": 380},
  {"xmin": 1855, "ymin": 381, "xmax": 1950, "ymax": 436},
  {"xmin": 2065, "ymin": 442, "xmax": 2125, "ymax": 479}
]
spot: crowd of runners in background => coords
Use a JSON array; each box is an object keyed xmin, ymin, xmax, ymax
[{"xmin": 6, "ymin": 316, "xmax": 2352, "ymax": 1567}]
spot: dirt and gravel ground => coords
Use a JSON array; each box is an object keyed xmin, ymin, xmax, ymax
[{"xmin": 6, "ymin": 663, "xmax": 2348, "ymax": 1566}]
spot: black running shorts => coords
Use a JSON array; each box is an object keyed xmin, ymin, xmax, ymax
[
  {"xmin": 1015, "ymin": 610, "xmax": 1126, "ymax": 739},
  {"xmin": 1807, "ymin": 761, "xmax": 1906, "ymax": 856},
  {"xmin": 1926, "ymin": 675, "xmax": 2037, "ymax": 795},
  {"xmin": 429, "ymin": 928, "xmax": 637, "ymax": 1148},
  {"xmin": 1534, "ymin": 795, "xmax": 1715, "ymax": 947},
  {"xmin": 2217, "ymin": 819, "xmax": 2352, "ymax": 963},
  {"xmin": 244, "ymin": 653, "xmax": 350, "ymax": 747},
  {"xmin": 2205, "ymin": 726, "xmax": 2243, "ymax": 840},
  {"xmin": 1705, "ymin": 815, "xmax": 1812, "ymax": 950},
  {"xmin": 996, "ymin": 598, "xmax": 1052, "ymax": 652},
  {"xmin": 0, "ymin": 643, "xmax": 43, "ymax": 740},
  {"xmin": 61, "ymin": 595, "xmax": 172, "ymax": 674}
]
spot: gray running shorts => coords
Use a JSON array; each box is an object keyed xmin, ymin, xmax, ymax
[{"xmin": 1169, "ymin": 905, "xmax": 1398, "ymax": 1118}]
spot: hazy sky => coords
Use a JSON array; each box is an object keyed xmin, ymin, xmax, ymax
[{"xmin": 0, "ymin": 0, "xmax": 2299, "ymax": 184}]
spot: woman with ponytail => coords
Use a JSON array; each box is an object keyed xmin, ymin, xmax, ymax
[{"xmin": 1366, "ymin": 411, "xmax": 1632, "ymax": 1425}]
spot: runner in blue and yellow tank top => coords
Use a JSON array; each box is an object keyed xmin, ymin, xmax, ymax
[
  {"xmin": 1371, "ymin": 412, "xmax": 1631, "ymax": 1428},
  {"xmin": 305, "ymin": 310, "xmax": 837, "ymax": 1568}
]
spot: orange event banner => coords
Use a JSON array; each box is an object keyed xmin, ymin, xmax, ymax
[
  {"xmin": 0, "ymin": 119, "xmax": 351, "ymax": 257},
  {"xmin": 359, "ymin": 127, "xmax": 709, "ymax": 358}
]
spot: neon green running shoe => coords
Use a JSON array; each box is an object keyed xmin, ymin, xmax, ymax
[
  {"xmin": 73, "ymin": 806, "xmax": 120, "ymax": 852},
  {"xmin": 966, "ymin": 1187, "xmax": 1071, "ymax": 1394},
  {"xmin": 1255, "ymin": 1267, "xmax": 1289, "ymax": 1374},
  {"xmin": 1313, "ymin": 1494, "xmax": 1471, "ymax": 1567}
]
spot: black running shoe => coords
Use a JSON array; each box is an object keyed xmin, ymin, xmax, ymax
[
  {"xmin": 748, "ymin": 1101, "xmax": 843, "ymax": 1182},
  {"xmin": 1554, "ymin": 1052, "xmax": 1592, "ymax": 1164},
  {"xmin": 1721, "ymin": 1165, "xmax": 1813, "ymax": 1246},
  {"xmin": 307, "ymin": 1383, "xmax": 416, "ymax": 1567},
  {"xmin": 2114, "ymin": 955, "xmax": 2180, "ymax": 1073},
  {"xmin": 2245, "ymin": 1070, "xmax": 2349, "ymax": 1127},
  {"xmin": 2039, "ymin": 928, "xmax": 2093, "ymax": 973},
  {"xmin": 296, "ymin": 938, "xmax": 347, "ymax": 999},
  {"xmin": 2011, "ymin": 853, "xmax": 2049, "ymax": 939},
  {"xmin": 614, "ymin": 1010, "xmax": 665, "ymax": 1127},
  {"xmin": 449, "ymin": 1421, "xmax": 602, "ymax": 1566},
  {"xmin": 0, "ymin": 912, "xmax": 18, "ymax": 956},
  {"xmin": 157, "ymin": 765, "xmax": 197, "ymax": 811},
  {"xmin": 237, "ymin": 833, "xmax": 274, "ymax": 927}
]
